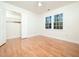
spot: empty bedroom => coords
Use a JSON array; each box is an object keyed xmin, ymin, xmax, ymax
[{"xmin": 0, "ymin": 0, "xmax": 79, "ymax": 57}]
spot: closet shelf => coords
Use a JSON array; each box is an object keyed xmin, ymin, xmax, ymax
[{"xmin": 6, "ymin": 21, "xmax": 21, "ymax": 23}]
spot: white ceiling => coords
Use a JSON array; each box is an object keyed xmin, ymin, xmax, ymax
[{"xmin": 5, "ymin": 1, "xmax": 76, "ymax": 14}]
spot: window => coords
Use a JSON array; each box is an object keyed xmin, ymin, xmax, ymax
[
  {"xmin": 45, "ymin": 16, "xmax": 52, "ymax": 29},
  {"xmin": 54, "ymin": 13, "xmax": 63, "ymax": 29}
]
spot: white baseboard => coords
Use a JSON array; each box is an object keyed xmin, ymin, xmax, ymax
[
  {"xmin": 41, "ymin": 34, "xmax": 79, "ymax": 45},
  {"xmin": 0, "ymin": 40, "xmax": 6, "ymax": 46}
]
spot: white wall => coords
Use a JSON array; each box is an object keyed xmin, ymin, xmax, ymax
[
  {"xmin": 26, "ymin": 13, "xmax": 41, "ymax": 37},
  {"xmin": 3, "ymin": 2, "xmax": 41, "ymax": 39},
  {"xmin": 41, "ymin": 2, "xmax": 79, "ymax": 44},
  {"xmin": 0, "ymin": 2, "xmax": 6, "ymax": 46}
]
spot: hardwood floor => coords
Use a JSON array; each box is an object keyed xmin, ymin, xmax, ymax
[{"xmin": 0, "ymin": 36, "xmax": 79, "ymax": 57}]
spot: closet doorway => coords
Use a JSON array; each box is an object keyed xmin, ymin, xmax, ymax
[{"xmin": 6, "ymin": 10, "xmax": 21, "ymax": 39}]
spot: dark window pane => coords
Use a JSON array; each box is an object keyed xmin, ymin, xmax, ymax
[
  {"xmin": 57, "ymin": 22, "xmax": 59, "ymax": 26},
  {"xmin": 54, "ymin": 22, "xmax": 57, "ymax": 26},
  {"xmin": 49, "ymin": 23, "xmax": 51, "ymax": 28},
  {"xmin": 54, "ymin": 26, "xmax": 56, "ymax": 29},
  {"xmin": 60, "ymin": 22, "xmax": 63, "ymax": 26},
  {"xmin": 56, "ymin": 26, "xmax": 59, "ymax": 29},
  {"xmin": 45, "ymin": 16, "xmax": 52, "ymax": 29},
  {"xmin": 60, "ymin": 26, "xmax": 63, "ymax": 29}
]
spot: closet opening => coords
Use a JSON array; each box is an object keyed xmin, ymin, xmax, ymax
[{"xmin": 6, "ymin": 10, "xmax": 21, "ymax": 40}]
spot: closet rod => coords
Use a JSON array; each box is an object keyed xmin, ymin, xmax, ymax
[{"xmin": 6, "ymin": 21, "xmax": 21, "ymax": 23}]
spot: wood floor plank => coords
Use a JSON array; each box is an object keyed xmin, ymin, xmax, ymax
[{"xmin": 0, "ymin": 36, "xmax": 79, "ymax": 57}]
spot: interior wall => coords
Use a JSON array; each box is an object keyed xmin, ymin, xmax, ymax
[
  {"xmin": 41, "ymin": 2, "xmax": 79, "ymax": 44},
  {"xmin": 3, "ymin": 2, "xmax": 41, "ymax": 39},
  {"xmin": 26, "ymin": 13, "xmax": 41, "ymax": 37},
  {"xmin": 0, "ymin": 2, "xmax": 6, "ymax": 46}
]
